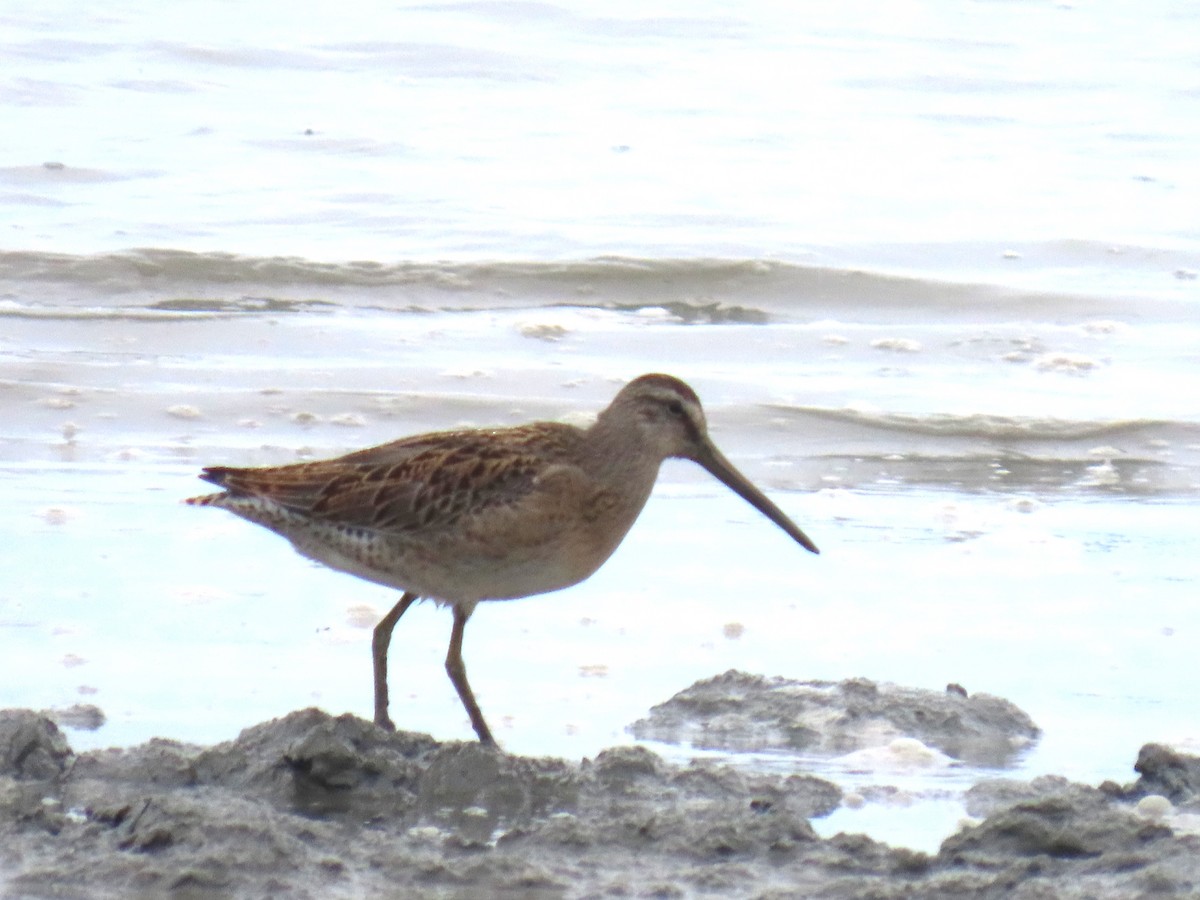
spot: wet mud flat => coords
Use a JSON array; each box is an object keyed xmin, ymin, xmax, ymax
[{"xmin": 3, "ymin": 674, "xmax": 1200, "ymax": 899}]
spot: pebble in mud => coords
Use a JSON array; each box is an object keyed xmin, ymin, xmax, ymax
[{"xmin": 3, "ymin": 706, "xmax": 1200, "ymax": 899}]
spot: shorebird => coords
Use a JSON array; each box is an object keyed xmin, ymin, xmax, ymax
[{"xmin": 187, "ymin": 373, "xmax": 818, "ymax": 744}]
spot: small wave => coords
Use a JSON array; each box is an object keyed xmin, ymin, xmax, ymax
[
  {"xmin": 0, "ymin": 295, "xmax": 342, "ymax": 321},
  {"xmin": 0, "ymin": 248, "xmax": 1150, "ymax": 320},
  {"xmin": 0, "ymin": 248, "xmax": 449, "ymax": 288},
  {"xmin": 764, "ymin": 406, "xmax": 1199, "ymax": 495},
  {"xmin": 0, "ymin": 248, "xmax": 812, "ymax": 292},
  {"xmin": 792, "ymin": 407, "xmax": 1165, "ymax": 442}
]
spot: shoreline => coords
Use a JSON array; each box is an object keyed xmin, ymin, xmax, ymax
[{"xmin": 4, "ymin": 674, "xmax": 1199, "ymax": 899}]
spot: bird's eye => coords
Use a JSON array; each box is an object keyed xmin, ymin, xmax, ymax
[{"xmin": 666, "ymin": 400, "xmax": 684, "ymax": 416}]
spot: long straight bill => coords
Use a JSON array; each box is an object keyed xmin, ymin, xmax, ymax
[{"xmin": 695, "ymin": 441, "xmax": 819, "ymax": 555}]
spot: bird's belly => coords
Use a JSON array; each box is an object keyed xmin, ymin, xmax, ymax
[{"xmin": 288, "ymin": 520, "xmax": 610, "ymax": 606}]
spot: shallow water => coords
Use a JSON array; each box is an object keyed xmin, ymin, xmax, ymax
[
  {"xmin": 5, "ymin": 2, "xmax": 1200, "ymax": 260},
  {"xmin": 4, "ymin": 265, "xmax": 1198, "ymax": 852},
  {"xmin": 3, "ymin": 0, "xmax": 1199, "ymax": 854}
]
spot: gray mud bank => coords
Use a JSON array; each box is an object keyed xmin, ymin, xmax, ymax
[{"xmin": 3, "ymin": 673, "xmax": 1200, "ymax": 899}]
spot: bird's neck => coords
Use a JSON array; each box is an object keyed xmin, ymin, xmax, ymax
[{"xmin": 581, "ymin": 409, "xmax": 664, "ymax": 491}]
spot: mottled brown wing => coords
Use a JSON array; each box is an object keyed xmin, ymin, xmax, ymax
[{"xmin": 202, "ymin": 422, "xmax": 584, "ymax": 533}]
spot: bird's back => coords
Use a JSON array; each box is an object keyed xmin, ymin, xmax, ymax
[{"xmin": 186, "ymin": 420, "xmax": 651, "ymax": 604}]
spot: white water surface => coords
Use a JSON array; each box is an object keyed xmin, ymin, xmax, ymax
[{"xmin": 4, "ymin": 1, "xmax": 1199, "ymax": 266}]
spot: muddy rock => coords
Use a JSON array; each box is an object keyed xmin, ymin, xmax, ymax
[
  {"xmin": 194, "ymin": 707, "xmax": 443, "ymax": 819},
  {"xmin": 963, "ymin": 774, "xmax": 1098, "ymax": 819},
  {"xmin": 1125, "ymin": 743, "xmax": 1200, "ymax": 806},
  {"xmin": 0, "ymin": 707, "xmax": 855, "ymax": 899},
  {"xmin": 946, "ymin": 790, "xmax": 1169, "ymax": 861},
  {"xmin": 0, "ymin": 709, "xmax": 73, "ymax": 781},
  {"xmin": 3, "ymin": 706, "xmax": 1199, "ymax": 899},
  {"xmin": 628, "ymin": 670, "xmax": 1040, "ymax": 766},
  {"xmin": 928, "ymin": 791, "xmax": 1195, "ymax": 899}
]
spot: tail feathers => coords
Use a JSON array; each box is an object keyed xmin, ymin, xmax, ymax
[
  {"xmin": 198, "ymin": 466, "xmax": 234, "ymax": 488},
  {"xmin": 184, "ymin": 492, "xmax": 224, "ymax": 507},
  {"xmin": 186, "ymin": 465, "xmax": 324, "ymax": 512},
  {"xmin": 185, "ymin": 466, "xmax": 236, "ymax": 506}
]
